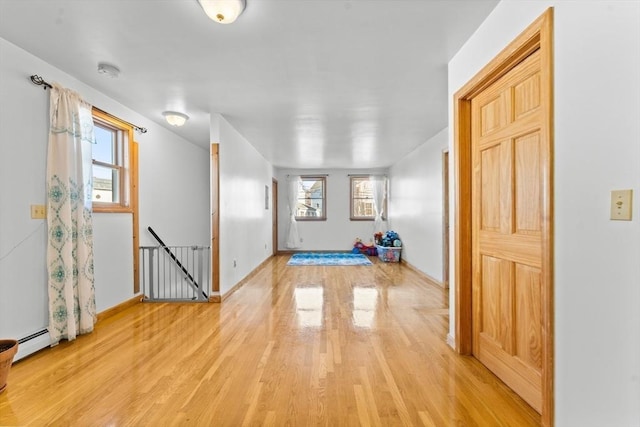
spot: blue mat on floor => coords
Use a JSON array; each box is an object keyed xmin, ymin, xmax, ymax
[{"xmin": 287, "ymin": 252, "xmax": 373, "ymax": 266}]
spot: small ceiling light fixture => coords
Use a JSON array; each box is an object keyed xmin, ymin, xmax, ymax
[
  {"xmin": 162, "ymin": 111, "xmax": 189, "ymax": 127},
  {"xmin": 97, "ymin": 62, "xmax": 120, "ymax": 78},
  {"xmin": 198, "ymin": 0, "xmax": 246, "ymax": 24}
]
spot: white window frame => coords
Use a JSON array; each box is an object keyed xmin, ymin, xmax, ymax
[
  {"xmin": 295, "ymin": 176, "xmax": 327, "ymax": 221},
  {"xmin": 91, "ymin": 109, "xmax": 133, "ymax": 213},
  {"xmin": 350, "ymin": 175, "xmax": 386, "ymax": 221}
]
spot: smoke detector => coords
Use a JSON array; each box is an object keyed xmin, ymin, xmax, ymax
[{"xmin": 97, "ymin": 63, "xmax": 120, "ymax": 78}]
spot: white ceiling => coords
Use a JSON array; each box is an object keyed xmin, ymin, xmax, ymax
[{"xmin": 0, "ymin": 0, "xmax": 498, "ymax": 169}]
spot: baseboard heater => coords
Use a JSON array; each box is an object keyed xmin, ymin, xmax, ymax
[{"xmin": 15, "ymin": 329, "xmax": 49, "ymax": 361}]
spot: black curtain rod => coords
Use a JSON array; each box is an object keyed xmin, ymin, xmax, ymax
[{"xmin": 30, "ymin": 74, "xmax": 148, "ymax": 134}]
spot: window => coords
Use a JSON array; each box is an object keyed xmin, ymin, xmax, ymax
[
  {"xmin": 296, "ymin": 176, "xmax": 326, "ymax": 220},
  {"xmin": 91, "ymin": 109, "xmax": 134, "ymax": 212},
  {"xmin": 350, "ymin": 175, "xmax": 385, "ymax": 220}
]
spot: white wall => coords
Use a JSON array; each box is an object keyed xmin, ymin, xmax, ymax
[
  {"xmin": 215, "ymin": 114, "xmax": 274, "ymax": 296},
  {"xmin": 275, "ymin": 169, "xmax": 388, "ymax": 251},
  {"xmin": 138, "ymin": 128, "xmax": 210, "ymax": 250},
  {"xmin": 448, "ymin": 1, "xmax": 640, "ymax": 425},
  {"xmin": 389, "ymin": 128, "xmax": 447, "ymax": 281},
  {"xmin": 0, "ymin": 38, "xmax": 210, "ymax": 351},
  {"xmin": 92, "ymin": 214, "xmax": 134, "ymax": 312},
  {"xmin": 0, "ymin": 38, "xmax": 49, "ymax": 346}
]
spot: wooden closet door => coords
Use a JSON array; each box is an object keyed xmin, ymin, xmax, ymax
[{"xmin": 471, "ymin": 50, "xmax": 544, "ymax": 412}]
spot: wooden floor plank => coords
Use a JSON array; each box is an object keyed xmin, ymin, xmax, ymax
[{"xmin": 0, "ymin": 255, "xmax": 540, "ymax": 426}]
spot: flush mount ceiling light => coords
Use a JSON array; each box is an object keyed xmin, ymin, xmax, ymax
[
  {"xmin": 198, "ymin": 0, "xmax": 246, "ymax": 24},
  {"xmin": 97, "ymin": 62, "xmax": 120, "ymax": 78},
  {"xmin": 162, "ymin": 111, "xmax": 189, "ymax": 127}
]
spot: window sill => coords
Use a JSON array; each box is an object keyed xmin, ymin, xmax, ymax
[{"xmin": 93, "ymin": 205, "xmax": 133, "ymax": 214}]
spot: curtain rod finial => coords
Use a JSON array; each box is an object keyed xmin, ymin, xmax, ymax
[{"xmin": 30, "ymin": 74, "xmax": 52, "ymax": 90}]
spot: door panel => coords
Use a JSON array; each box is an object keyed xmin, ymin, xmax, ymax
[
  {"xmin": 480, "ymin": 143, "xmax": 503, "ymax": 232},
  {"xmin": 472, "ymin": 50, "xmax": 544, "ymax": 412},
  {"xmin": 480, "ymin": 255, "xmax": 513, "ymax": 353},
  {"xmin": 515, "ymin": 132, "xmax": 542, "ymax": 234},
  {"xmin": 514, "ymin": 263, "xmax": 542, "ymax": 370},
  {"xmin": 481, "ymin": 96, "xmax": 505, "ymax": 136},
  {"xmin": 513, "ymin": 72, "xmax": 541, "ymax": 120}
]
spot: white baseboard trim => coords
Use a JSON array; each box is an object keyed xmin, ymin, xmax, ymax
[{"xmin": 446, "ymin": 333, "xmax": 456, "ymax": 350}]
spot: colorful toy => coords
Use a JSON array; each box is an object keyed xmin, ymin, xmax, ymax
[
  {"xmin": 353, "ymin": 237, "xmax": 377, "ymax": 256},
  {"xmin": 374, "ymin": 232, "xmax": 383, "ymax": 246},
  {"xmin": 379, "ymin": 230, "xmax": 400, "ymax": 247}
]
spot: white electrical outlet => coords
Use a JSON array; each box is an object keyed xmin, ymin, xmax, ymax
[{"xmin": 30, "ymin": 204, "xmax": 46, "ymax": 219}]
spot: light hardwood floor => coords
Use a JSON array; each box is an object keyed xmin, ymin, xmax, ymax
[{"xmin": 0, "ymin": 255, "xmax": 540, "ymax": 426}]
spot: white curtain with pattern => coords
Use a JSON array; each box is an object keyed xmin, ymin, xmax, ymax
[
  {"xmin": 371, "ymin": 175, "xmax": 388, "ymax": 235},
  {"xmin": 286, "ymin": 176, "xmax": 301, "ymax": 249},
  {"xmin": 46, "ymin": 83, "xmax": 96, "ymax": 345}
]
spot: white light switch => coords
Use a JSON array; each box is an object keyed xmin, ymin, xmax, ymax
[{"xmin": 610, "ymin": 189, "xmax": 632, "ymax": 221}]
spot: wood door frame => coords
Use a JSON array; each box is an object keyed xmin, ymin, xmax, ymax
[
  {"xmin": 442, "ymin": 149, "xmax": 450, "ymax": 289},
  {"xmin": 272, "ymin": 178, "xmax": 278, "ymax": 256},
  {"xmin": 211, "ymin": 144, "xmax": 220, "ymax": 297},
  {"xmin": 132, "ymin": 141, "xmax": 140, "ymax": 294},
  {"xmin": 453, "ymin": 8, "xmax": 554, "ymax": 426}
]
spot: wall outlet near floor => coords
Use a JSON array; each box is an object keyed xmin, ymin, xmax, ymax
[
  {"xmin": 300, "ymin": 237, "xmax": 303, "ymax": 243},
  {"xmin": 30, "ymin": 204, "xmax": 46, "ymax": 219},
  {"xmin": 233, "ymin": 259, "xmax": 237, "ymax": 267}
]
